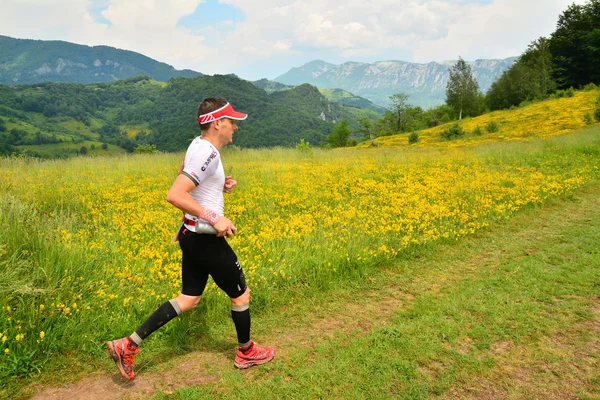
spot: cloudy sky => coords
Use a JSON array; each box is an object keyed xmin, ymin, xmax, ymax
[{"xmin": 0, "ymin": 0, "xmax": 588, "ymax": 81}]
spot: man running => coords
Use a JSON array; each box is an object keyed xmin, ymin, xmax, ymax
[{"xmin": 106, "ymin": 98, "xmax": 275, "ymax": 380}]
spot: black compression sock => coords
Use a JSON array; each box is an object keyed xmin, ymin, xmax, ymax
[
  {"xmin": 130, "ymin": 299, "xmax": 181, "ymax": 344},
  {"xmin": 231, "ymin": 305, "xmax": 251, "ymax": 346}
]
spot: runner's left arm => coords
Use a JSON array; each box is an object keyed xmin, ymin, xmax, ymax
[{"xmin": 223, "ymin": 176, "xmax": 237, "ymax": 193}]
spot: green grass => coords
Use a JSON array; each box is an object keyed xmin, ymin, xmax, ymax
[
  {"xmin": 142, "ymin": 181, "xmax": 600, "ymax": 400},
  {"xmin": 2, "ymin": 126, "xmax": 600, "ymax": 399}
]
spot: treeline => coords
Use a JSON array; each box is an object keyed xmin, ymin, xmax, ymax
[
  {"xmin": 487, "ymin": 0, "xmax": 599, "ymax": 110},
  {"xmin": 327, "ymin": 93, "xmax": 459, "ymax": 146}
]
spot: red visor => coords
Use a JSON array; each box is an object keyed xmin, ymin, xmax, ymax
[{"xmin": 197, "ymin": 103, "xmax": 248, "ymax": 124}]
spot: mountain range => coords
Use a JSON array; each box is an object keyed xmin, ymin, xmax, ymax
[
  {"xmin": 1, "ymin": 35, "xmax": 517, "ymax": 109},
  {"xmin": 0, "ymin": 35, "xmax": 201, "ymax": 84},
  {"xmin": 274, "ymin": 58, "xmax": 517, "ymax": 108}
]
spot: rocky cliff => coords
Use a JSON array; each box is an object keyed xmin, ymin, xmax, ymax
[{"xmin": 274, "ymin": 58, "xmax": 517, "ymax": 108}]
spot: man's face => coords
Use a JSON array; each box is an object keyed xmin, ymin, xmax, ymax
[{"xmin": 218, "ymin": 118, "xmax": 238, "ymax": 144}]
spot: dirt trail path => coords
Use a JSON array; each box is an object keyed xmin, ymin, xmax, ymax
[{"xmin": 30, "ymin": 184, "xmax": 600, "ymax": 400}]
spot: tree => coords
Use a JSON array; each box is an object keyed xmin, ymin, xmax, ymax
[
  {"xmin": 486, "ymin": 38, "xmax": 557, "ymax": 111},
  {"xmin": 550, "ymin": 0, "xmax": 600, "ymax": 88},
  {"xmin": 446, "ymin": 57, "xmax": 481, "ymax": 120},
  {"xmin": 327, "ymin": 120, "xmax": 351, "ymax": 148},
  {"xmin": 388, "ymin": 93, "xmax": 410, "ymax": 132},
  {"xmin": 384, "ymin": 93, "xmax": 424, "ymax": 133},
  {"xmin": 80, "ymin": 145, "xmax": 88, "ymax": 155},
  {"xmin": 521, "ymin": 37, "xmax": 556, "ymax": 96},
  {"xmin": 356, "ymin": 116, "xmax": 374, "ymax": 141}
]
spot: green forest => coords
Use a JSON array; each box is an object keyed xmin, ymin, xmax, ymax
[
  {"xmin": 0, "ymin": 35, "xmax": 201, "ymax": 84},
  {"xmin": 0, "ymin": 74, "xmax": 381, "ymax": 157}
]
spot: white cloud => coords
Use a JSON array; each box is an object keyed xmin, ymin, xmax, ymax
[
  {"xmin": 1, "ymin": 0, "xmax": 216, "ymax": 69},
  {"xmin": 1, "ymin": 0, "xmax": 108, "ymax": 43},
  {"xmin": 411, "ymin": 0, "xmax": 588, "ymax": 62},
  {"xmin": 0, "ymin": 0, "xmax": 591, "ymax": 80}
]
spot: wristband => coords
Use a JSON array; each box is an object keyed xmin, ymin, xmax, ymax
[{"xmin": 200, "ymin": 208, "xmax": 220, "ymax": 226}]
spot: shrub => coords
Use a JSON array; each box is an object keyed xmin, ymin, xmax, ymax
[
  {"xmin": 519, "ymin": 99, "xmax": 535, "ymax": 108},
  {"xmin": 595, "ymin": 107, "xmax": 600, "ymax": 123},
  {"xmin": 554, "ymin": 87, "xmax": 575, "ymax": 98},
  {"xmin": 133, "ymin": 144, "xmax": 158, "ymax": 154},
  {"xmin": 472, "ymin": 126, "xmax": 483, "ymax": 136},
  {"xmin": 101, "ymin": 142, "xmax": 108, "ymax": 150},
  {"xmin": 408, "ymin": 132, "xmax": 419, "ymax": 144},
  {"xmin": 486, "ymin": 121, "xmax": 499, "ymax": 133},
  {"xmin": 584, "ymin": 112, "xmax": 593, "ymax": 125},
  {"xmin": 440, "ymin": 123, "xmax": 465, "ymax": 140},
  {"xmin": 295, "ymin": 139, "xmax": 311, "ymax": 152},
  {"xmin": 583, "ymin": 83, "xmax": 598, "ymax": 91}
]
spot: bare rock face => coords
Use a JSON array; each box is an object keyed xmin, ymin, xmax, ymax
[{"xmin": 36, "ymin": 63, "xmax": 52, "ymax": 75}]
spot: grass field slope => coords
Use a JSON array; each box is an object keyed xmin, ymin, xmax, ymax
[
  {"xmin": 358, "ymin": 89, "xmax": 599, "ymax": 149},
  {"xmin": 1, "ymin": 108, "xmax": 600, "ymax": 398}
]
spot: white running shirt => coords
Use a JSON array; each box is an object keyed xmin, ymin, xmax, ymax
[{"xmin": 181, "ymin": 137, "xmax": 225, "ymax": 234}]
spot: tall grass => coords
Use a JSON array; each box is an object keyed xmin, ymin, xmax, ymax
[{"xmin": 1, "ymin": 126, "xmax": 600, "ymax": 383}]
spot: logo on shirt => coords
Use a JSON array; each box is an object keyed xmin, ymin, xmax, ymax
[{"xmin": 201, "ymin": 150, "xmax": 218, "ymax": 172}]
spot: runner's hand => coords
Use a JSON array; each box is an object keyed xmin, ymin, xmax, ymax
[
  {"xmin": 223, "ymin": 176, "xmax": 237, "ymax": 193},
  {"xmin": 214, "ymin": 216, "xmax": 237, "ymax": 238}
]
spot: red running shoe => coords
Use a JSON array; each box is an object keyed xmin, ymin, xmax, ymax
[
  {"xmin": 234, "ymin": 341, "xmax": 275, "ymax": 369},
  {"xmin": 106, "ymin": 337, "xmax": 140, "ymax": 380}
]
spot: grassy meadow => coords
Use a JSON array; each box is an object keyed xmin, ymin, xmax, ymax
[
  {"xmin": 358, "ymin": 89, "xmax": 599, "ymax": 148},
  {"xmin": 1, "ymin": 99, "xmax": 600, "ymax": 398}
]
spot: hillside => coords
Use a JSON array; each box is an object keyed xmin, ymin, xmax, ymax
[
  {"xmin": 0, "ymin": 35, "xmax": 202, "ymax": 84},
  {"xmin": 0, "ymin": 75, "xmax": 379, "ymax": 157},
  {"xmin": 251, "ymin": 79, "xmax": 385, "ymax": 117},
  {"xmin": 357, "ymin": 89, "xmax": 599, "ymax": 149},
  {"xmin": 274, "ymin": 58, "xmax": 517, "ymax": 108},
  {"xmin": 251, "ymin": 78, "xmax": 294, "ymax": 94},
  {"xmin": 318, "ymin": 88, "xmax": 386, "ymax": 114}
]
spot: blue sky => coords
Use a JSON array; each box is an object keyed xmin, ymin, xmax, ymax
[
  {"xmin": 177, "ymin": 0, "xmax": 244, "ymax": 32},
  {"xmin": 1, "ymin": 0, "xmax": 588, "ymax": 81}
]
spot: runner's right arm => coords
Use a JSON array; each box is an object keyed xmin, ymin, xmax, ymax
[{"xmin": 166, "ymin": 175, "xmax": 236, "ymax": 237}]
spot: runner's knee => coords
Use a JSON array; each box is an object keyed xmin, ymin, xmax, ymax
[
  {"xmin": 175, "ymin": 294, "xmax": 202, "ymax": 312},
  {"xmin": 230, "ymin": 287, "xmax": 250, "ymax": 306}
]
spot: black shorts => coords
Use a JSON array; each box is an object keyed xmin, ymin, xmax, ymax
[{"xmin": 178, "ymin": 226, "xmax": 247, "ymax": 298}]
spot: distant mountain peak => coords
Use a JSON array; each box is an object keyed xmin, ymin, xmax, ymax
[{"xmin": 274, "ymin": 57, "xmax": 517, "ymax": 108}]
